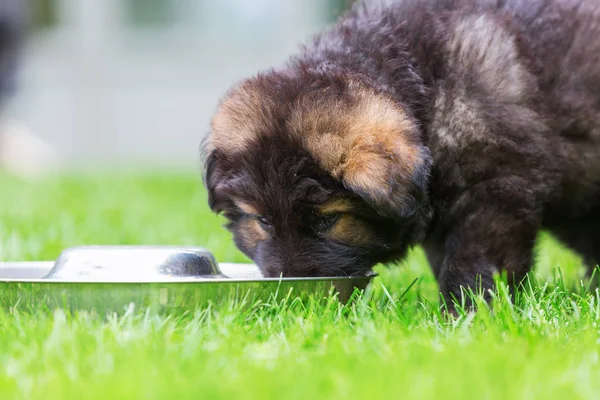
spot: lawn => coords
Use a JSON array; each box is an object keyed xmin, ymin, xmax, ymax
[{"xmin": 0, "ymin": 170, "xmax": 598, "ymax": 399}]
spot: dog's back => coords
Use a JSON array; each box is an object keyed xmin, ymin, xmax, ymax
[{"xmin": 304, "ymin": 0, "xmax": 600, "ymax": 210}]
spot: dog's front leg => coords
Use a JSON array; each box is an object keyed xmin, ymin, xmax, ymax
[{"xmin": 432, "ymin": 177, "xmax": 543, "ymax": 311}]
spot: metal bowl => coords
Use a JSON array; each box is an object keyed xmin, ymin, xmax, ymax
[
  {"xmin": 44, "ymin": 245, "xmax": 223, "ymax": 281},
  {"xmin": 0, "ymin": 246, "xmax": 376, "ymax": 313}
]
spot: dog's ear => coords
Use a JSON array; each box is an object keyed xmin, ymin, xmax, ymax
[
  {"xmin": 293, "ymin": 84, "xmax": 432, "ymax": 220},
  {"xmin": 200, "ymin": 138, "xmax": 232, "ymax": 214},
  {"xmin": 200, "ymin": 78, "xmax": 273, "ymax": 215},
  {"xmin": 339, "ymin": 136, "xmax": 432, "ymax": 220}
]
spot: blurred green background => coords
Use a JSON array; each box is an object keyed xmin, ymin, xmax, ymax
[{"xmin": 1, "ymin": 0, "xmax": 356, "ymax": 174}]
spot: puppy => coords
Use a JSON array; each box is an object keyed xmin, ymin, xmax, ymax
[{"xmin": 201, "ymin": 0, "xmax": 600, "ymax": 306}]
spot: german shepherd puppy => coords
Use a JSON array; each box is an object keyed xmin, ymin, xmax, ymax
[{"xmin": 201, "ymin": 0, "xmax": 600, "ymax": 306}]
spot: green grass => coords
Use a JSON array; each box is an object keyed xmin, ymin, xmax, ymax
[{"xmin": 0, "ymin": 170, "xmax": 599, "ymax": 399}]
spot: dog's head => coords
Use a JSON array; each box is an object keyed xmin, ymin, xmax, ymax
[{"xmin": 201, "ymin": 68, "xmax": 432, "ymax": 277}]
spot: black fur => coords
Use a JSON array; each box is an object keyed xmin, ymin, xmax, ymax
[{"xmin": 202, "ymin": 0, "xmax": 600, "ymax": 307}]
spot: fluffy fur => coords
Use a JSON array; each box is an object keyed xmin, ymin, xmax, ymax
[{"xmin": 201, "ymin": 0, "xmax": 600, "ymax": 307}]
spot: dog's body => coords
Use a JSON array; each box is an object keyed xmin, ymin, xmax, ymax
[{"xmin": 202, "ymin": 0, "xmax": 600, "ymax": 305}]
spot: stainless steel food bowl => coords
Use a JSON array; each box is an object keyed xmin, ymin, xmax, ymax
[
  {"xmin": 0, "ymin": 246, "xmax": 376, "ymax": 313},
  {"xmin": 44, "ymin": 246, "xmax": 223, "ymax": 281}
]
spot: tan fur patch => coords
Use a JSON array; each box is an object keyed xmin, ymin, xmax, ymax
[
  {"xmin": 232, "ymin": 198, "xmax": 260, "ymax": 215},
  {"xmin": 289, "ymin": 84, "xmax": 421, "ymax": 202},
  {"xmin": 316, "ymin": 198, "xmax": 356, "ymax": 214},
  {"xmin": 326, "ymin": 215, "xmax": 374, "ymax": 246},
  {"xmin": 238, "ymin": 218, "xmax": 269, "ymax": 250},
  {"xmin": 432, "ymin": 90, "xmax": 492, "ymax": 148},
  {"xmin": 431, "ymin": 14, "xmax": 537, "ymax": 150},
  {"xmin": 448, "ymin": 14, "xmax": 534, "ymax": 102},
  {"xmin": 207, "ymin": 82, "xmax": 273, "ymax": 154}
]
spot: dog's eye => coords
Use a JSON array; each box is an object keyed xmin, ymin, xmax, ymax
[
  {"xmin": 316, "ymin": 213, "xmax": 340, "ymax": 233},
  {"xmin": 256, "ymin": 215, "xmax": 272, "ymax": 228}
]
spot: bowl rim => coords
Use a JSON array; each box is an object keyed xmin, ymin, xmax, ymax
[{"xmin": 0, "ymin": 260, "xmax": 378, "ymax": 284}]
